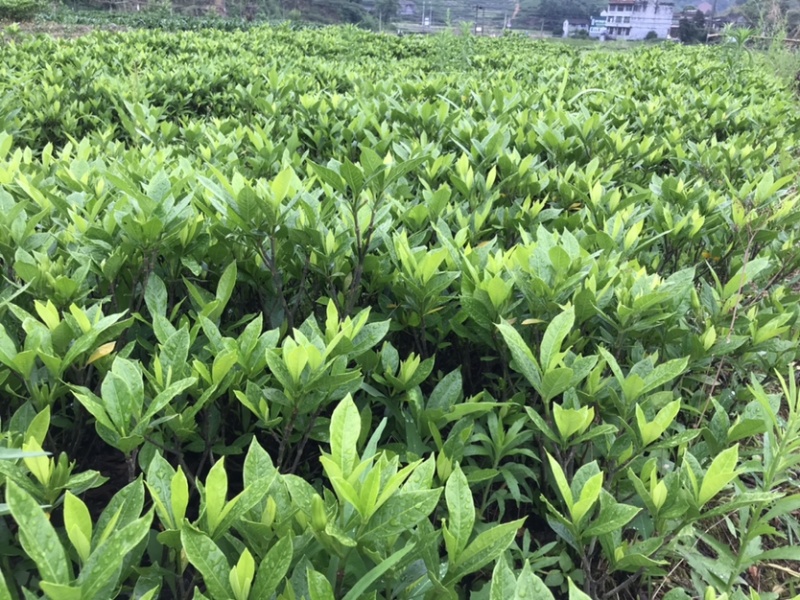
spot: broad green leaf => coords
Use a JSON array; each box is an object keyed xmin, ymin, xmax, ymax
[
  {"xmin": 215, "ymin": 261, "xmax": 238, "ymax": 311},
  {"xmin": 447, "ymin": 518, "xmax": 525, "ymax": 583},
  {"xmin": 76, "ymin": 511, "xmax": 153, "ymax": 600},
  {"xmin": 341, "ymin": 159, "xmax": 365, "ymax": 195},
  {"xmin": 243, "ymin": 438, "xmax": 278, "ymax": 488},
  {"xmin": 540, "ymin": 306, "xmax": 574, "ymax": 372},
  {"xmin": 568, "ymin": 578, "xmax": 592, "ymax": 600},
  {"xmin": 540, "ymin": 367, "xmax": 574, "ymax": 402},
  {"xmin": 514, "ymin": 561, "xmax": 554, "ymax": 600},
  {"xmin": 525, "ymin": 407, "xmax": 559, "ymax": 444},
  {"xmin": 310, "ymin": 163, "xmax": 346, "ymax": 195},
  {"xmin": 6, "ymin": 480, "xmax": 70, "ymax": 585},
  {"xmin": 360, "ymin": 489, "xmax": 441, "ymax": 543},
  {"xmin": 252, "ymin": 537, "xmax": 293, "ymax": 599},
  {"xmin": 341, "ymin": 543, "xmax": 416, "ymax": 600},
  {"xmin": 93, "ymin": 478, "xmax": 145, "ymax": 549},
  {"xmin": 427, "ymin": 369, "xmax": 462, "ymax": 411},
  {"xmin": 640, "ymin": 357, "xmax": 689, "ymax": 397},
  {"xmin": 181, "ymin": 525, "xmax": 234, "ymax": 599},
  {"xmin": 141, "ymin": 377, "xmax": 196, "ymax": 424},
  {"xmin": 546, "ymin": 453, "xmax": 573, "ymax": 509},
  {"xmin": 0, "ymin": 565, "xmax": 12, "ymax": 600},
  {"xmin": 496, "ymin": 320, "xmax": 541, "ymax": 391},
  {"xmin": 306, "ymin": 568, "xmax": 334, "ymax": 600},
  {"xmin": 444, "ymin": 464, "xmax": 474, "ymax": 559},
  {"xmin": 584, "ymin": 501, "xmax": 641, "ymax": 537},
  {"xmin": 145, "ymin": 453, "xmax": 177, "ymax": 530},
  {"xmin": 698, "ymin": 444, "xmax": 740, "ymax": 507},
  {"xmin": 101, "ymin": 360, "xmax": 140, "ymax": 435},
  {"xmin": 489, "ymin": 558, "xmax": 517, "ymax": 600},
  {"xmin": 145, "ymin": 273, "xmax": 167, "ymax": 318},
  {"xmin": 722, "ymin": 258, "xmax": 770, "ymax": 300},
  {"xmin": 330, "ymin": 395, "xmax": 361, "ymax": 478}
]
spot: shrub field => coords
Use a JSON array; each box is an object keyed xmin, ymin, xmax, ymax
[{"xmin": 1, "ymin": 25, "xmax": 800, "ymax": 600}]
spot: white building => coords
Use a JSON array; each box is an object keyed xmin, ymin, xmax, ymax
[
  {"xmin": 599, "ymin": 0, "xmax": 673, "ymax": 40},
  {"xmin": 563, "ymin": 18, "xmax": 590, "ymax": 37}
]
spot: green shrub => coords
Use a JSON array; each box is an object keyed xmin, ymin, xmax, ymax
[
  {"xmin": 0, "ymin": 26, "xmax": 799, "ymax": 600},
  {"xmin": 0, "ymin": 0, "xmax": 47, "ymax": 19}
]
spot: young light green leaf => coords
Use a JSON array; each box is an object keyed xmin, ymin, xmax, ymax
[
  {"xmin": 204, "ymin": 458, "xmax": 229, "ymax": 535},
  {"xmin": 570, "ymin": 472, "xmax": 603, "ymax": 525},
  {"xmin": 553, "ymin": 404, "xmax": 594, "ymax": 441},
  {"xmin": 25, "ymin": 406, "xmax": 50, "ymax": 447},
  {"xmin": 546, "ymin": 453, "xmax": 574, "ymax": 509},
  {"xmin": 310, "ymin": 162, "xmax": 346, "ymax": 195},
  {"xmin": 229, "ymin": 548, "xmax": 255, "ymax": 600},
  {"xmin": 636, "ymin": 400, "xmax": 681, "ymax": 447},
  {"xmin": 39, "ymin": 582, "xmax": 80, "ymax": 600},
  {"xmin": 171, "ymin": 467, "xmax": 189, "ymax": 525},
  {"xmin": 698, "ymin": 444, "xmax": 740, "ymax": 507},
  {"xmin": 64, "ymin": 492, "xmax": 93, "ymax": 563},
  {"xmin": 101, "ymin": 359, "xmax": 141, "ymax": 436},
  {"xmin": 330, "ymin": 394, "xmax": 361, "ymax": 478},
  {"xmin": 271, "ymin": 166, "xmax": 297, "ymax": 203},
  {"xmin": 145, "ymin": 453, "xmax": 177, "ymax": 530},
  {"xmin": 540, "ymin": 306, "xmax": 575, "ymax": 372}
]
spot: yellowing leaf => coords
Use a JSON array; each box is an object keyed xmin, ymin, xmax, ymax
[{"xmin": 86, "ymin": 342, "xmax": 116, "ymax": 366}]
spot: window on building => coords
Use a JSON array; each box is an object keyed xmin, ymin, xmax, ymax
[{"xmin": 623, "ymin": 16, "xmax": 630, "ymax": 22}]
